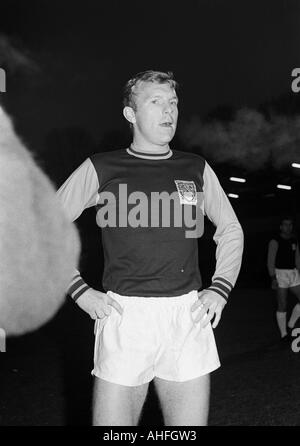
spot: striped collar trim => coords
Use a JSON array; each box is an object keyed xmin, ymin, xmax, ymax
[{"xmin": 126, "ymin": 146, "xmax": 173, "ymax": 160}]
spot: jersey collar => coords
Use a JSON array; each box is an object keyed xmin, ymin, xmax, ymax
[{"xmin": 127, "ymin": 145, "xmax": 173, "ymax": 160}]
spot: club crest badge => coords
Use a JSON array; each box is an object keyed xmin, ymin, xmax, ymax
[{"xmin": 174, "ymin": 180, "xmax": 197, "ymax": 205}]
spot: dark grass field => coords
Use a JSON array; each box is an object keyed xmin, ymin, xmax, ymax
[{"xmin": 1, "ymin": 288, "xmax": 300, "ymax": 426}]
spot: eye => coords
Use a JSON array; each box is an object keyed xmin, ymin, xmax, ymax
[{"xmin": 151, "ymin": 98, "xmax": 162, "ymax": 104}]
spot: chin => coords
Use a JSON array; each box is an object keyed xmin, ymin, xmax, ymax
[{"xmin": 158, "ymin": 134, "xmax": 174, "ymax": 145}]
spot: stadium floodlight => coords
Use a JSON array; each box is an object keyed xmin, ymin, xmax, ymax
[
  {"xmin": 229, "ymin": 177, "xmax": 246, "ymax": 183},
  {"xmin": 277, "ymin": 184, "xmax": 292, "ymax": 190},
  {"xmin": 292, "ymin": 163, "xmax": 300, "ymax": 169},
  {"xmin": 228, "ymin": 193, "xmax": 239, "ymax": 198}
]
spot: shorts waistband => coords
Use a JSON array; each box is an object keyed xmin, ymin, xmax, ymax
[
  {"xmin": 275, "ymin": 268, "xmax": 297, "ymax": 272},
  {"xmin": 107, "ymin": 289, "xmax": 198, "ymax": 306}
]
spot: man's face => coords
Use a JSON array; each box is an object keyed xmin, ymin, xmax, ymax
[
  {"xmin": 128, "ymin": 81, "xmax": 178, "ymax": 146},
  {"xmin": 280, "ymin": 219, "xmax": 293, "ymax": 235}
]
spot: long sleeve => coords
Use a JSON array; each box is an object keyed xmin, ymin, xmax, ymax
[
  {"xmin": 267, "ymin": 239, "xmax": 278, "ymax": 277},
  {"xmin": 57, "ymin": 158, "xmax": 100, "ymax": 300},
  {"xmin": 295, "ymin": 243, "xmax": 300, "ymax": 271},
  {"xmin": 202, "ymin": 162, "xmax": 244, "ymax": 301},
  {"xmin": 57, "ymin": 158, "xmax": 100, "ymax": 221}
]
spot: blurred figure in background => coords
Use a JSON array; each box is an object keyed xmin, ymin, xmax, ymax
[{"xmin": 267, "ymin": 216, "xmax": 300, "ymax": 343}]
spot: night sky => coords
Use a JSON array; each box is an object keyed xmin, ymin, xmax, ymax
[
  {"xmin": 1, "ymin": 0, "xmax": 300, "ymax": 220},
  {"xmin": 1, "ymin": 0, "xmax": 300, "ymax": 149}
]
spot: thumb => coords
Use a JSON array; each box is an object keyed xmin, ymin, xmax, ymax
[{"xmin": 107, "ymin": 296, "xmax": 123, "ymax": 315}]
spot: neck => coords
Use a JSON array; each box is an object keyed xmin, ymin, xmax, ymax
[
  {"xmin": 131, "ymin": 140, "xmax": 170, "ymax": 155},
  {"xmin": 280, "ymin": 232, "xmax": 291, "ymax": 239}
]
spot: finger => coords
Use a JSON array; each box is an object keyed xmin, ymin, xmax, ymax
[
  {"xmin": 107, "ymin": 297, "xmax": 123, "ymax": 315},
  {"xmin": 199, "ymin": 302, "xmax": 216, "ymax": 327},
  {"xmin": 102, "ymin": 305, "xmax": 112, "ymax": 316},
  {"xmin": 201, "ymin": 305, "xmax": 216, "ymax": 328},
  {"xmin": 95, "ymin": 310, "xmax": 105, "ymax": 319},
  {"xmin": 212, "ymin": 308, "xmax": 222, "ymax": 329},
  {"xmin": 191, "ymin": 299, "xmax": 206, "ymax": 312},
  {"xmin": 193, "ymin": 303, "xmax": 210, "ymax": 323},
  {"xmin": 194, "ymin": 309, "xmax": 206, "ymax": 323},
  {"xmin": 196, "ymin": 291, "xmax": 207, "ymax": 301}
]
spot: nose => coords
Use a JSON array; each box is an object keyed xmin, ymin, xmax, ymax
[{"xmin": 163, "ymin": 102, "xmax": 173, "ymax": 114}]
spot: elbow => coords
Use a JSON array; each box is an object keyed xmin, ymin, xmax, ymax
[
  {"xmin": 214, "ymin": 220, "xmax": 244, "ymax": 249},
  {"xmin": 233, "ymin": 222, "xmax": 244, "ymax": 249},
  {"xmin": 238, "ymin": 223, "xmax": 244, "ymax": 243},
  {"xmin": 232, "ymin": 222, "xmax": 244, "ymax": 257}
]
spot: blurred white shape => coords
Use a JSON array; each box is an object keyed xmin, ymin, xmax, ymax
[
  {"xmin": 228, "ymin": 193, "xmax": 239, "ymax": 198},
  {"xmin": 229, "ymin": 177, "xmax": 246, "ymax": 183},
  {"xmin": 277, "ymin": 184, "xmax": 291, "ymax": 190},
  {"xmin": 0, "ymin": 328, "xmax": 6, "ymax": 352}
]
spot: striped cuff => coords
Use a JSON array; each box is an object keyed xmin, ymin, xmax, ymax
[
  {"xmin": 68, "ymin": 274, "xmax": 90, "ymax": 302},
  {"xmin": 208, "ymin": 277, "xmax": 233, "ymax": 301}
]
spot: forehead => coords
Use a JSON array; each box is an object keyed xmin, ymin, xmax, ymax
[
  {"xmin": 281, "ymin": 220, "xmax": 293, "ymax": 225},
  {"xmin": 133, "ymin": 81, "xmax": 177, "ymax": 102}
]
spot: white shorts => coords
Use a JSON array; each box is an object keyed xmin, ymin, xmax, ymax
[
  {"xmin": 91, "ymin": 289, "xmax": 220, "ymax": 386},
  {"xmin": 275, "ymin": 268, "xmax": 300, "ymax": 289}
]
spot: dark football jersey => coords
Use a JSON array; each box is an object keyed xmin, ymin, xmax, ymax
[{"xmin": 58, "ymin": 147, "xmax": 243, "ymax": 300}]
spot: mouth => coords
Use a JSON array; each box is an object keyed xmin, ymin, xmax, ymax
[{"xmin": 160, "ymin": 122, "xmax": 173, "ymax": 128}]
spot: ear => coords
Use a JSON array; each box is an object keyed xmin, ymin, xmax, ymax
[{"xmin": 123, "ymin": 106, "xmax": 136, "ymax": 124}]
